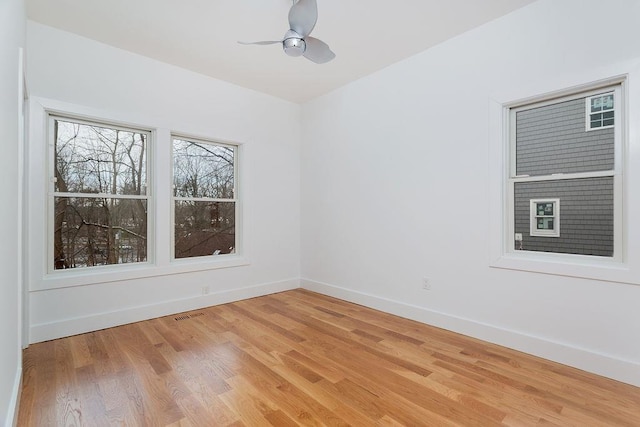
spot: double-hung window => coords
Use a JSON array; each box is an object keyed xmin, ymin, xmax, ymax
[
  {"xmin": 50, "ymin": 116, "xmax": 150, "ymax": 270},
  {"xmin": 586, "ymin": 93, "xmax": 615, "ymax": 131},
  {"xmin": 529, "ymin": 199, "xmax": 560, "ymax": 237},
  {"xmin": 507, "ymin": 83, "xmax": 623, "ymax": 259},
  {"xmin": 172, "ymin": 136, "xmax": 238, "ymax": 260}
]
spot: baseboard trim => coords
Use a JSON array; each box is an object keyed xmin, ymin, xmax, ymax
[
  {"xmin": 301, "ymin": 278, "xmax": 640, "ymax": 387},
  {"xmin": 30, "ymin": 278, "xmax": 300, "ymax": 344},
  {"xmin": 5, "ymin": 367, "xmax": 21, "ymax": 427}
]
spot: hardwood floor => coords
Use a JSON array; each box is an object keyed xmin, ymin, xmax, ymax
[{"xmin": 17, "ymin": 289, "xmax": 640, "ymax": 426}]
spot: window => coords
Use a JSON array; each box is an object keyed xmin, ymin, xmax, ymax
[
  {"xmin": 172, "ymin": 136, "xmax": 237, "ymax": 260},
  {"xmin": 50, "ymin": 116, "xmax": 150, "ymax": 270},
  {"xmin": 508, "ymin": 83, "xmax": 622, "ymax": 258},
  {"xmin": 586, "ymin": 92, "xmax": 614, "ymax": 131},
  {"xmin": 529, "ymin": 199, "xmax": 559, "ymax": 237},
  {"xmin": 33, "ymin": 99, "xmax": 248, "ymax": 289}
]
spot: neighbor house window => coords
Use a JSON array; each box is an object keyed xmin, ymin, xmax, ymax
[
  {"xmin": 529, "ymin": 199, "xmax": 559, "ymax": 237},
  {"xmin": 50, "ymin": 116, "xmax": 150, "ymax": 270},
  {"xmin": 172, "ymin": 136, "xmax": 237, "ymax": 259},
  {"xmin": 508, "ymin": 83, "xmax": 622, "ymax": 258},
  {"xmin": 586, "ymin": 92, "xmax": 614, "ymax": 131}
]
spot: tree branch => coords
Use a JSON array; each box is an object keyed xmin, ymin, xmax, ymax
[{"xmin": 82, "ymin": 220, "xmax": 147, "ymax": 240}]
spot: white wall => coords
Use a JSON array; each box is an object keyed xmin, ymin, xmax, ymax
[
  {"xmin": 0, "ymin": 0, "xmax": 25, "ymax": 424},
  {"xmin": 26, "ymin": 22, "xmax": 301, "ymax": 342},
  {"xmin": 301, "ymin": 0, "xmax": 640, "ymax": 386}
]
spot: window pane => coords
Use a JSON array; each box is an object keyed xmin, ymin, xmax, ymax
[
  {"xmin": 537, "ymin": 218, "xmax": 554, "ymax": 230},
  {"xmin": 514, "ymin": 177, "xmax": 613, "ymax": 256},
  {"xmin": 54, "ymin": 120, "xmax": 147, "ymax": 195},
  {"xmin": 603, "ymin": 118, "xmax": 614, "ymax": 127},
  {"xmin": 537, "ymin": 202, "xmax": 554, "ymax": 216},
  {"xmin": 53, "ymin": 197, "xmax": 148, "ymax": 269},
  {"xmin": 173, "ymin": 139, "xmax": 235, "ymax": 199},
  {"xmin": 590, "ymin": 112, "xmax": 603, "ymax": 121},
  {"xmin": 174, "ymin": 201, "xmax": 235, "ymax": 259},
  {"xmin": 515, "ymin": 97, "xmax": 614, "ymax": 176}
]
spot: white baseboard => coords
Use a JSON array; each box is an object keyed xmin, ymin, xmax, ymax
[
  {"xmin": 301, "ymin": 278, "xmax": 640, "ymax": 388},
  {"xmin": 30, "ymin": 278, "xmax": 300, "ymax": 344},
  {"xmin": 5, "ymin": 367, "xmax": 21, "ymax": 427}
]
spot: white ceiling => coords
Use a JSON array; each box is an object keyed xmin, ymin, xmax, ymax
[{"xmin": 26, "ymin": 0, "xmax": 537, "ymax": 103}]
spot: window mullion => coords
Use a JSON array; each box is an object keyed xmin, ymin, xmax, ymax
[
  {"xmin": 173, "ymin": 196, "xmax": 236, "ymax": 203},
  {"xmin": 52, "ymin": 192, "xmax": 149, "ymax": 200},
  {"xmin": 511, "ymin": 170, "xmax": 615, "ymax": 183}
]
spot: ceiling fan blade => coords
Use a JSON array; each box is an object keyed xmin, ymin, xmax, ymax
[
  {"xmin": 238, "ymin": 40, "xmax": 282, "ymax": 45},
  {"xmin": 303, "ymin": 37, "xmax": 335, "ymax": 64},
  {"xmin": 288, "ymin": 0, "xmax": 317, "ymax": 38}
]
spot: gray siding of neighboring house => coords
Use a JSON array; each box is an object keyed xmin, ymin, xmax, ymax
[
  {"xmin": 514, "ymin": 177, "xmax": 614, "ymax": 257},
  {"xmin": 514, "ymin": 95, "xmax": 615, "ymax": 256},
  {"xmin": 516, "ymin": 97, "xmax": 614, "ymax": 176}
]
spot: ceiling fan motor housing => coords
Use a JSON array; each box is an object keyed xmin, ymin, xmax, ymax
[{"xmin": 283, "ymin": 29, "xmax": 306, "ymax": 57}]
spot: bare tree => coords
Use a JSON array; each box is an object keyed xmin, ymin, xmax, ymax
[{"xmin": 53, "ymin": 119, "xmax": 147, "ymax": 269}]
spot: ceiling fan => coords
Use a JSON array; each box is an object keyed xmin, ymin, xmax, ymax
[{"xmin": 239, "ymin": 0, "xmax": 335, "ymax": 64}]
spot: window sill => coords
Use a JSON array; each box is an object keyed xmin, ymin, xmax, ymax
[
  {"xmin": 489, "ymin": 251, "xmax": 639, "ymax": 285},
  {"xmin": 33, "ymin": 255, "xmax": 250, "ymax": 291}
]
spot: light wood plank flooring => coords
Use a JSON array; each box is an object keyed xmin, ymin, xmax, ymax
[{"xmin": 17, "ymin": 289, "xmax": 640, "ymax": 426}]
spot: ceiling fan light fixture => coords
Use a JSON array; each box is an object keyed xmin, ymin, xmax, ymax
[
  {"xmin": 283, "ymin": 29, "xmax": 305, "ymax": 57},
  {"xmin": 283, "ymin": 37, "xmax": 306, "ymax": 57}
]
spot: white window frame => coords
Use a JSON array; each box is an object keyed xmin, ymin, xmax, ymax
[
  {"xmin": 47, "ymin": 113, "xmax": 153, "ymax": 274},
  {"xmin": 504, "ymin": 81, "xmax": 624, "ymax": 263},
  {"xmin": 170, "ymin": 134, "xmax": 241, "ymax": 262},
  {"xmin": 529, "ymin": 199, "xmax": 560, "ymax": 237},
  {"xmin": 585, "ymin": 92, "xmax": 615, "ymax": 131}
]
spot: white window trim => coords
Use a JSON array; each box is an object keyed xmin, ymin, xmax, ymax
[
  {"xmin": 170, "ymin": 133, "xmax": 242, "ymax": 263},
  {"xmin": 487, "ymin": 72, "xmax": 636, "ymax": 284},
  {"xmin": 28, "ymin": 97, "xmax": 249, "ymax": 292},
  {"xmin": 530, "ymin": 199, "xmax": 560, "ymax": 237},
  {"xmin": 585, "ymin": 92, "xmax": 615, "ymax": 132}
]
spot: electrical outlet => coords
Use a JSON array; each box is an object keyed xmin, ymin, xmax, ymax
[
  {"xmin": 515, "ymin": 233, "xmax": 523, "ymax": 241},
  {"xmin": 422, "ymin": 277, "xmax": 431, "ymax": 290},
  {"xmin": 202, "ymin": 286, "xmax": 210, "ymax": 295}
]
